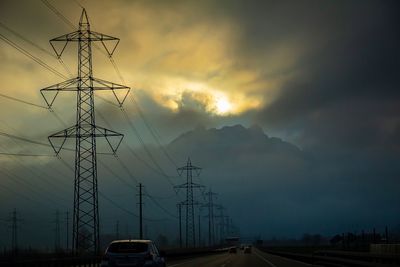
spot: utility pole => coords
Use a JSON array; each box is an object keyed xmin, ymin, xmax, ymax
[
  {"xmin": 65, "ymin": 211, "xmax": 69, "ymax": 251},
  {"xmin": 54, "ymin": 210, "xmax": 61, "ymax": 251},
  {"xmin": 203, "ymin": 189, "xmax": 217, "ymax": 246},
  {"xmin": 40, "ymin": 9, "xmax": 129, "ymax": 254},
  {"xmin": 137, "ymin": 183, "xmax": 144, "ymax": 239},
  {"xmin": 177, "ymin": 203, "xmax": 182, "ymax": 248},
  {"xmin": 174, "ymin": 158, "xmax": 204, "ymax": 248},
  {"xmin": 198, "ymin": 208, "xmax": 201, "ymax": 247}
]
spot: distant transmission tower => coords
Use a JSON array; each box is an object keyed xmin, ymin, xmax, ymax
[
  {"xmin": 203, "ymin": 189, "xmax": 217, "ymax": 246},
  {"xmin": 54, "ymin": 210, "xmax": 61, "ymax": 251},
  {"xmin": 9, "ymin": 208, "xmax": 21, "ymax": 253},
  {"xmin": 40, "ymin": 9, "xmax": 129, "ymax": 254},
  {"xmin": 215, "ymin": 205, "xmax": 226, "ymax": 244},
  {"xmin": 175, "ymin": 158, "xmax": 204, "ymax": 248}
]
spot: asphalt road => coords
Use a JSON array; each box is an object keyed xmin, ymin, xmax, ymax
[{"xmin": 167, "ymin": 248, "xmax": 316, "ymax": 267}]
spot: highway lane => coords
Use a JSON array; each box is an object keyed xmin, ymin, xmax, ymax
[{"xmin": 167, "ymin": 248, "xmax": 316, "ymax": 267}]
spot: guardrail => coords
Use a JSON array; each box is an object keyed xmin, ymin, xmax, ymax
[
  {"xmin": 0, "ymin": 247, "xmax": 230, "ymax": 267},
  {"xmin": 0, "ymin": 256, "xmax": 101, "ymax": 267}
]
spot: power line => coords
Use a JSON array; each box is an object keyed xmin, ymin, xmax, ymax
[
  {"xmin": 0, "ymin": 182, "xmax": 49, "ymax": 207},
  {"xmin": 122, "ymin": 109, "xmax": 176, "ymax": 186},
  {"xmin": 98, "ymin": 158, "xmax": 138, "ymax": 191},
  {"xmin": 98, "ymin": 191, "xmax": 165, "ymax": 222},
  {"xmin": 0, "ymin": 167, "xmax": 69, "ymax": 209},
  {"xmin": 145, "ymin": 188, "xmax": 178, "ymax": 220},
  {"xmin": 98, "ymin": 103, "xmax": 173, "ymax": 179},
  {"xmin": 0, "ymin": 91, "xmax": 69, "ymax": 129},
  {"xmin": 0, "ymin": 33, "xmax": 68, "ymax": 79},
  {"xmin": 0, "ymin": 92, "xmax": 48, "ymax": 109},
  {"xmin": 0, "ymin": 20, "xmax": 73, "ymax": 77},
  {"xmin": 0, "ymin": 21, "xmax": 54, "ymax": 57},
  {"xmin": 39, "ymin": 0, "xmax": 178, "ymax": 179},
  {"xmin": 129, "ymin": 95, "xmax": 178, "ymax": 169},
  {"xmin": 0, "ymin": 130, "xmax": 74, "ymax": 152},
  {"xmin": 0, "ymin": 142, "xmax": 72, "ymax": 197},
  {"xmin": 40, "ymin": 0, "xmax": 75, "ymax": 30},
  {"xmin": 37, "ymin": 2, "xmax": 182, "ymax": 229},
  {"xmin": 96, "ymin": 109, "xmax": 167, "ymax": 178},
  {"xmin": 0, "ymin": 152, "xmax": 54, "ymax": 157}
]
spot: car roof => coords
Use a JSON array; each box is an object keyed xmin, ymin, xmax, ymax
[{"xmin": 110, "ymin": 239, "xmax": 153, "ymax": 244}]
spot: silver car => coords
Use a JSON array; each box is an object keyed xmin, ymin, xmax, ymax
[{"xmin": 101, "ymin": 240, "xmax": 166, "ymax": 267}]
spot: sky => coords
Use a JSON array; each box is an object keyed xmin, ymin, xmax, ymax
[{"xmin": 0, "ymin": 0, "xmax": 399, "ymax": 249}]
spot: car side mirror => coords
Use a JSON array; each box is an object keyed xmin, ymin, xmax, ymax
[{"xmin": 159, "ymin": 250, "xmax": 166, "ymax": 257}]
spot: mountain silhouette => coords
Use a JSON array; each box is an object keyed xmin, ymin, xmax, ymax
[{"xmin": 169, "ymin": 124, "xmax": 306, "ymax": 167}]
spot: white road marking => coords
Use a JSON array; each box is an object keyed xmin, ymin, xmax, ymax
[
  {"xmin": 168, "ymin": 253, "xmax": 228, "ymax": 267},
  {"xmin": 168, "ymin": 258, "xmax": 200, "ymax": 267},
  {"xmin": 255, "ymin": 250, "xmax": 318, "ymax": 267},
  {"xmin": 254, "ymin": 251, "xmax": 277, "ymax": 267}
]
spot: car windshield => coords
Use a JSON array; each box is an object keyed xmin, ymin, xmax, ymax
[{"xmin": 107, "ymin": 242, "xmax": 148, "ymax": 253}]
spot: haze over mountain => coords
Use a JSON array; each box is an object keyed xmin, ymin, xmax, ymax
[
  {"xmin": 0, "ymin": 0, "xmax": 399, "ymax": 257},
  {"xmin": 164, "ymin": 124, "xmax": 398, "ymax": 238},
  {"xmin": 0, "ymin": 122, "xmax": 399, "ymax": 248}
]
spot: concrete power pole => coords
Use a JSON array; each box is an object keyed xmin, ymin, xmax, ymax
[{"xmin": 40, "ymin": 9, "xmax": 129, "ymax": 254}]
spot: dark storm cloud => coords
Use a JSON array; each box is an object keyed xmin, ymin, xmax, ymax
[{"xmin": 250, "ymin": 0, "xmax": 400, "ymax": 150}]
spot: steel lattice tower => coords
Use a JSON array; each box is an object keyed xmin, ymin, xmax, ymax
[
  {"xmin": 203, "ymin": 189, "xmax": 217, "ymax": 246},
  {"xmin": 175, "ymin": 158, "xmax": 204, "ymax": 248},
  {"xmin": 54, "ymin": 210, "xmax": 61, "ymax": 251},
  {"xmin": 40, "ymin": 9, "xmax": 129, "ymax": 254}
]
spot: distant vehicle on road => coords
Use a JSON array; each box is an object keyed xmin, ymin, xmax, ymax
[
  {"xmin": 229, "ymin": 247, "xmax": 237, "ymax": 254},
  {"xmin": 225, "ymin": 236, "xmax": 240, "ymax": 247},
  {"xmin": 244, "ymin": 246, "xmax": 252, "ymax": 254},
  {"xmin": 101, "ymin": 239, "xmax": 166, "ymax": 267}
]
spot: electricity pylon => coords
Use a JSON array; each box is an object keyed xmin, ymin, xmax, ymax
[
  {"xmin": 175, "ymin": 158, "xmax": 204, "ymax": 248},
  {"xmin": 40, "ymin": 9, "xmax": 129, "ymax": 254},
  {"xmin": 8, "ymin": 208, "xmax": 21, "ymax": 253},
  {"xmin": 54, "ymin": 210, "xmax": 61, "ymax": 251},
  {"xmin": 215, "ymin": 205, "xmax": 226, "ymax": 244},
  {"xmin": 203, "ymin": 189, "xmax": 217, "ymax": 246}
]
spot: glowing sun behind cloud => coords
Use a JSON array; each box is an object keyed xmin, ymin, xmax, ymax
[{"xmin": 215, "ymin": 96, "xmax": 232, "ymax": 115}]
